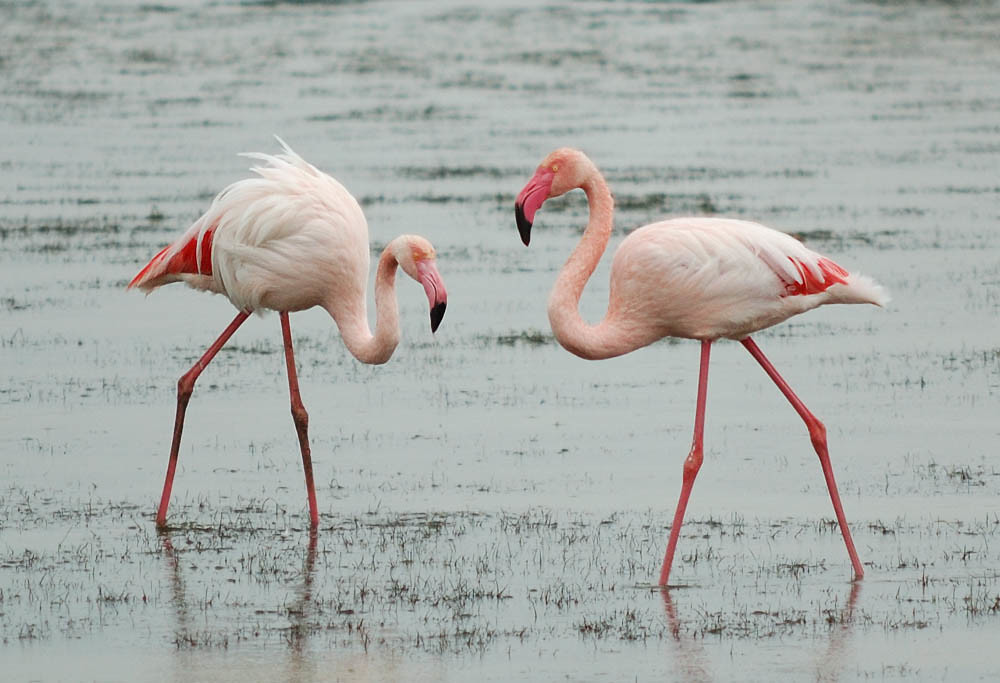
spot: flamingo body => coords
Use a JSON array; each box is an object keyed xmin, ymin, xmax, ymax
[
  {"xmin": 130, "ymin": 139, "xmax": 447, "ymax": 528},
  {"xmin": 515, "ymin": 148, "xmax": 885, "ymax": 585},
  {"xmin": 131, "ymin": 143, "xmax": 373, "ymax": 319},
  {"xmin": 605, "ymin": 217, "xmax": 886, "ymax": 344}
]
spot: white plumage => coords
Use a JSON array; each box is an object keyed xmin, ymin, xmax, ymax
[
  {"xmin": 608, "ymin": 217, "xmax": 889, "ymax": 341},
  {"xmin": 133, "ymin": 138, "xmax": 370, "ymax": 316}
]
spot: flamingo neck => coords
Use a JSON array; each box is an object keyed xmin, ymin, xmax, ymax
[
  {"xmin": 547, "ymin": 173, "xmax": 629, "ymax": 360},
  {"xmin": 330, "ymin": 247, "xmax": 400, "ymax": 365}
]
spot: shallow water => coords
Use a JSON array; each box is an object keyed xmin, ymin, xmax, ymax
[{"xmin": 2, "ymin": 0, "xmax": 999, "ymax": 680}]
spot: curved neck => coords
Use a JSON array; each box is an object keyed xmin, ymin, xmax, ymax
[
  {"xmin": 547, "ymin": 173, "xmax": 629, "ymax": 360},
  {"xmin": 330, "ymin": 247, "xmax": 401, "ymax": 365}
]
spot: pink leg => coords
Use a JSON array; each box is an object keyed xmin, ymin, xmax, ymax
[
  {"xmin": 280, "ymin": 313, "xmax": 320, "ymax": 528},
  {"xmin": 741, "ymin": 336, "xmax": 864, "ymax": 580},
  {"xmin": 156, "ymin": 310, "xmax": 250, "ymax": 527},
  {"xmin": 659, "ymin": 340, "xmax": 712, "ymax": 587}
]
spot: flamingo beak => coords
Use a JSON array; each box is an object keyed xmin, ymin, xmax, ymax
[
  {"xmin": 514, "ymin": 167, "xmax": 554, "ymax": 246},
  {"xmin": 431, "ymin": 301, "xmax": 446, "ymax": 333},
  {"xmin": 416, "ymin": 259, "xmax": 448, "ymax": 333}
]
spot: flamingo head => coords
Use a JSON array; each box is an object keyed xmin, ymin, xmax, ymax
[
  {"xmin": 393, "ymin": 235, "xmax": 448, "ymax": 333},
  {"xmin": 514, "ymin": 148, "xmax": 597, "ymax": 246}
]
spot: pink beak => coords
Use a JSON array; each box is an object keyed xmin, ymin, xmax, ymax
[
  {"xmin": 514, "ymin": 167, "xmax": 554, "ymax": 246},
  {"xmin": 416, "ymin": 259, "xmax": 447, "ymax": 333}
]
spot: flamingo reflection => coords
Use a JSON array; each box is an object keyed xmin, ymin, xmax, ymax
[
  {"xmin": 159, "ymin": 528, "xmax": 318, "ymax": 659},
  {"xmin": 660, "ymin": 582, "xmax": 861, "ymax": 682}
]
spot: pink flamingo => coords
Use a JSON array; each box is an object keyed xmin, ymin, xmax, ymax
[
  {"xmin": 130, "ymin": 139, "xmax": 448, "ymax": 529},
  {"xmin": 514, "ymin": 148, "xmax": 887, "ymax": 585}
]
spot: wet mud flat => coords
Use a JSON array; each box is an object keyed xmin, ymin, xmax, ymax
[
  {"xmin": 3, "ymin": 490, "xmax": 1000, "ymax": 681},
  {"xmin": 2, "ymin": 0, "xmax": 1000, "ymax": 680}
]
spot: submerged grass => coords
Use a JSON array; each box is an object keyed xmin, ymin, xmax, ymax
[{"xmin": 2, "ymin": 486, "xmax": 999, "ymax": 655}]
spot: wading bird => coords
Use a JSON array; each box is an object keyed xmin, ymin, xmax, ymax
[
  {"xmin": 514, "ymin": 148, "xmax": 886, "ymax": 585},
  {"xmin": 130, "ymin": 139, "xmax": 448, "ymax": 528}
]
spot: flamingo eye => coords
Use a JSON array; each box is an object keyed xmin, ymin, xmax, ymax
[{"xmin": 551, "ymin": 163, "xmax": 559, "ymax": 173}]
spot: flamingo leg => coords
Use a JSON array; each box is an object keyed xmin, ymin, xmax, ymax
[
  {"xmin": 279, "ymin": 312, "xmax": 320, "ymax": 528},
  {"xmin": 741, "ymin": 336, "xmax": 864, "ymax": 580},
  {"xmin": 659, "ymin": 340, "xmax": 712, "ymax": 587},
  {"xmin": 156, "ymin": 310, "xmax": 251, "ymax": 527}
]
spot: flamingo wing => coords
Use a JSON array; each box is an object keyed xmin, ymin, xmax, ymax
[
  {"xmin": 128, "ymin": 138, "xmax": 368, "ymax": 311},
  {"xmin": 741, "ymin": 223, "xmax": 849, "ymax": 297},
  {"xmin": 725, "ymin": 218, "xmax": 887, "ymax": 307},
  {"xmin": 609, "ymin": 218, "xmax": 884, "ymax": 342},
  {"xmin": 627, "ymin": 217, "xmax": 849, "ymax": 297}
]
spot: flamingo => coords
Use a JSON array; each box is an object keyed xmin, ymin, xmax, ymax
[
  {"xmin": 514, "ymin": 148, "xmax": 887, "ymax": 585},
  {"xmin": 130, "ymin": 139, "xmax": 448, "ymax": 529}
]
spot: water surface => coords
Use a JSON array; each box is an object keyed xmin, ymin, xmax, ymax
[{"xmin": 2, "ymin": 1, "xmax": 999, "ymax": 680}]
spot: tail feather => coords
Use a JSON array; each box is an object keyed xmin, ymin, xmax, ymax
[{"xmin": 835, "ymin": 272, "xmax": 890, "ymax": 307}]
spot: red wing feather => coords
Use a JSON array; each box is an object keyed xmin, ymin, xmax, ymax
[
  {"xmin": 129, "ymin": 223, "xmax": 215, "ymax": 289},
  {"xmin": 782, "ymin": 256, "xmax": 848, "ymax": 296}
]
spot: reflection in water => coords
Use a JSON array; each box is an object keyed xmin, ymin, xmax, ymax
[
  {"xmin": 159, "ymin": 531, "xmax": 191, "ymax": 644},
  {"xmin": 286, "ymin": 529, "xmax": 319, "ymax": 676},
  {"xmin": 660, "ymin": 583, "xmax": 861, "ymax": 683},
  {"xmin": 159, "ymin": 529, "xmax": 319, "ymax": 675},
  {"xmin": 156, "ymin": 530, "xmax": 435, "ymax": 681},
  {"xmin": 816, "ymin": 582, "xmax": 861, "ymax": 683},
  {"xmin": 660, "ymin": 590, "xmax": 713, "ymax": 683}
]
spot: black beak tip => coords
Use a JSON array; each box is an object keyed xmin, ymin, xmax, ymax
[
  {"xmin": 430, "ymin": 301, "xmax": 446, "ymax": 333},
  {"xmin": 514, "ymin": 203, "xmax": 532, "ymax": 246}
]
